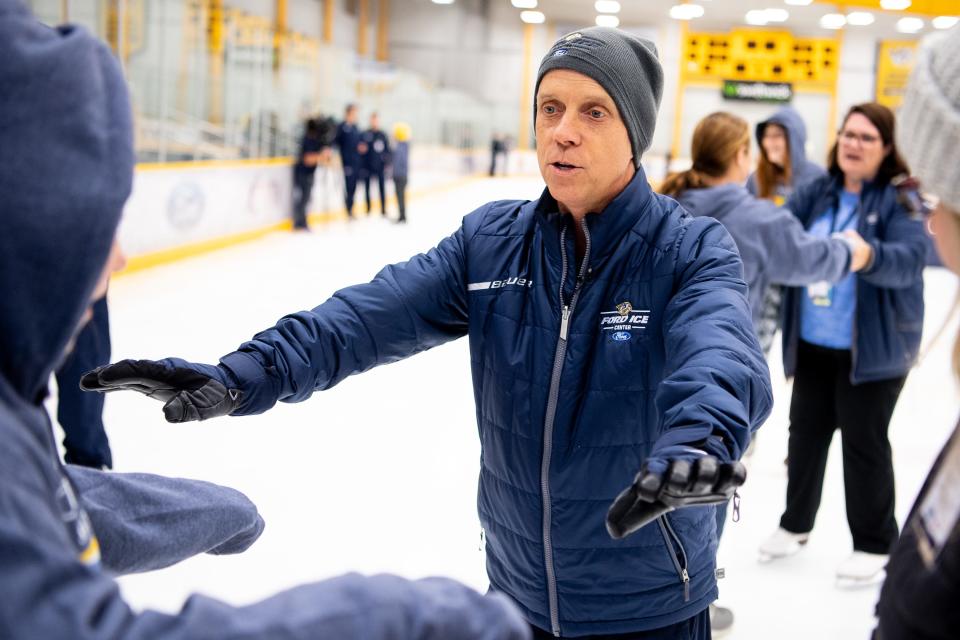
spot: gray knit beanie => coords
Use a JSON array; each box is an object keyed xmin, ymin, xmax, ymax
[
  {"xmin": 897, "ymin": 28, "xmax": 960, "ymax": 213},
  {"xmin": 534, "ymin": 27, "xmax": 664, "ymax": 169}
]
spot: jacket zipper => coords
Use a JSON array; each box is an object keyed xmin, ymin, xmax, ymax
[
  {"xmin": 657, "ymin": 516, "xmax": 691, "ymax": 602},
  {"xmin": 541, "ymin": 218, "xmax": 591, "ymax": 637}
]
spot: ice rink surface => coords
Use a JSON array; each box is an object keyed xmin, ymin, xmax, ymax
[{"xmin": 79, "ymin": 176, "xmax": 959, "ymax": 639}]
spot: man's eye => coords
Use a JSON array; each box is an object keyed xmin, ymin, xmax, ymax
[
  {"xmin": 543, "ymin": 105, "xmax": 557, "ymax": 115},
  {"xmin": 590, "ymin": 109, "xmax": 605, "ymax": 119}
]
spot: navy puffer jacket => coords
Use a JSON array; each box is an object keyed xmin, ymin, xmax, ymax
[
  {"xmin": 781, "ymin": 174, "xmax": 927, "ymax": 384},
  {"xmin": 211, "ymin": 169, "xmax": 773, "ymax": 636}
]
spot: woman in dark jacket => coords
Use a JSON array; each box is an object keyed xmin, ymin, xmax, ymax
[
  {"xmin": 759, "ymin": 103, "xmax": 928, "ymax": 588},
  {"xmin": 873, "ymin": 27, "xmax": 960, "ymax": 640}
]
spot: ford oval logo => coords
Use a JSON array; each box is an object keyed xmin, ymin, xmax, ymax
[{"xmin": 612, "ymin": 331, "xmax": 631, "ymax": 342}]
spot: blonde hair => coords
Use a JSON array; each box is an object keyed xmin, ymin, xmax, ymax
[{"xmin": 660, "ymin": 112, "xmax": 751, "ymax": 198}]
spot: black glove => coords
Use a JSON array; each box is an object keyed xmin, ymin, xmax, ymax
[
  {"xmin": 80, "ymin": 359, "xmax": 242, "ymax": 423},
  {"xmin": 606, "ymin": 454, "xmax": 746, "ymax": 540}
]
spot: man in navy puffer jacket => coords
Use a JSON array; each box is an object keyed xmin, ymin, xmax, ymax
[{"xmin": 87, "ymin": 28, "xmax": 773, "ymax": 638}]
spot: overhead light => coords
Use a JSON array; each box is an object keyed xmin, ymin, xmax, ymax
[
  {"xmin": 819, "ymin": 13, "xmax": 846, "ymax": 29},
  {"xmin": 896, "ymin": 16, "xmax": 924, "ymax": 32},
  {"xmin": 932, "ymin": 15, "xmax": 959, "ymax": 29},
  {"xmin": 511, "ymin": 0, "xmax": 537, "ymax": 8},
  {"xmin": 880, "ymin": 0, "xmax": 911, "ymax": 10},
  {"xmin": 669, "ymin": 4, "xmax": 705, "ymax": 20},
  {"xmin": 431, "ymin": 0, "xmax": 454, "ymax": 4},
  {"xmin": 595, "ymin": 14, "xmax": 620, "ymax": 27},
  {"xmin": 745, "ymin": 9, "xmax": 768, "ymax": 25},
  {"xmin": 765, "ymin": 8, "xmax": 789, "ymax": 22},
  {"xmin": 595, "ymin": 0, "xmax": 621, "ymax": 13},
  {"xmin": 520, "ymin": 10, "xmax": 545, "ymax": 23},
  {"xmin": 846, "ymin": 11, "xmax": 875, "ymax": 26},
  {"xmin": 784, "ymin": 0, "xmax": 813, "ymax": 5}
]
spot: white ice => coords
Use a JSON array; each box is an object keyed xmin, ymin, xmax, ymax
[{"xmin": 88, "ymin": 175, "xmax": 959, "ymax": 639}]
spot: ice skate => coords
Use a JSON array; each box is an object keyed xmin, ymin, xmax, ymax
[
  {"xmin": 709, "ymin": 603, "xmax": 734, "ymax": 638},
  {"xmin": 758, "ymin": 527, "xmax": 809, "ymax": 563},
  {"xmin": 835, "ymin": 551, "xmax": 888, "ymax": 589}
]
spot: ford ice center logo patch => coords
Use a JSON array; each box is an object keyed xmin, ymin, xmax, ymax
[
  {"xmin": 600, "ymin": 301, "xmax": 650, "ymax": 333},
  {"xmin": 612, "ymin": 331, "xmax": 631, "ymax": 342}
]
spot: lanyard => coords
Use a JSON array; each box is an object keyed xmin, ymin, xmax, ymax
[{"xmin": 829, "ymin": 197, "xmax": 859, "ymax": 234}]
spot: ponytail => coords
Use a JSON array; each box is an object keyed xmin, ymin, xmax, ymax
[{"xmin": 660, "ymin": 168, "xmax": 706, "ymax": 198}]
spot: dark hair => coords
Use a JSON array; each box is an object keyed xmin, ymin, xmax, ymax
[
  {"xmin": 344, "ymin": 103, "xmax": 357, "ymax": 115},
  {"xmin": 660, "ymin": 112, "xmax": 750, "ymax": 198},
  {"xmin": 755, "ymin": 122, "xmax": 792, "ymax": 200},
  {"xmin": 828, "ymin": 103, "xmax": 910, "ymax": 186}
]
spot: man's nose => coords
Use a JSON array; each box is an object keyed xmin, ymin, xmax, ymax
[{"xmin": 553, "ymin": 111, "xmax": 581, "ymax": 146}]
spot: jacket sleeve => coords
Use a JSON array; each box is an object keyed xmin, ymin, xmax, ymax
[
  {"xmin": 857, "ymin": 203, "xmax": 927, "ymax": 290},
  {"xmin": 759, "ymin": 206, "xmax": 851, "ymax": 286},
  {"xmin": 0, "ymin": 478, "xmax": 529, "ymax": 639},
  {"xmin": 64, "ymin": 465, "xmax": 264, "ymax": 575},
  {"xmin": 211, "ymin": 225, "xmax": 471, "ymax": 415},
  {"xmin": 652, "ymin": 217, "xmax": 773, "ymax": 461}
]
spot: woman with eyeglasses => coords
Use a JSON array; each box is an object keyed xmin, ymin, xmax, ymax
[{"xmin": 758, "ymin": 103, "xmax": 928, "ymax": 587}]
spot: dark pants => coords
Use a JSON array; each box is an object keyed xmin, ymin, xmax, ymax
[
  {"xmin": 530, "ymin": 608, "xmax": 709, "ymax": 640},
  {"xmin": 364, "ymin": 168, "xmax": 386, "ymax": 214},
  {"xmin": 394, "ymin": 177, "xmax": 407, "ymax": 222},
  {"xmin": 55, "ymin": 295, "xmax": 112, "ymax": 469},
  {"xmin": 292, "ymin": 171, "xmax": 313, "ymax": 229},
  {"xmin": 780, "ymin": 340, "xmax": 904, "ymax": 553},
  {"xmin": 343, "ymin": 164, "xmax": 359, "ymax": 217}
]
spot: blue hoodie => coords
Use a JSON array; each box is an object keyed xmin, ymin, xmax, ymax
[
  {"xmin": 676, "ymin": 184, "xmax": 851, "ymax": 332},
  {"xmin": 746, "ymin": 107, "xmax": 827, "ymax": 201},
  {"xmin": 0, "ymin": 3, "xmax": 529, "ymax": 639}
]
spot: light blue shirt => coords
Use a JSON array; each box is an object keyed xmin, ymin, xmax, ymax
[{"xmin": 800, "ymin": 190, "xmax": 860, "ymax": 349}]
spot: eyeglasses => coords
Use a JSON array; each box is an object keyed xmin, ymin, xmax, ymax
[{"xmin": 838, "ymin": 130, "xmax": 881, "ymax": 146}]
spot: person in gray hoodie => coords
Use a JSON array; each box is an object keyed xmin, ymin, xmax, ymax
[
  {"xmin": 0, "ymin": 3, "xmax": 529, "ymax": 639},
  {"xmin": 659, "ymin": 111, "xmax": 872, "ymax": 634},
  {"xmin": 746, "ymin": 106, "xmax": 826, "ymax": 205},
  {"xmin": 746, "ymin": 107, "xmax": 829, "ymax": 358}
]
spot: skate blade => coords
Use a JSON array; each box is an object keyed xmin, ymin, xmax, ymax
[{"xmin": 835, "ymin": 570, "xmax": 886, "ymax": 590}]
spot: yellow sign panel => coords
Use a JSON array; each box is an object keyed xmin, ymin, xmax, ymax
[
  {"xmin": 813, "ymin": 0, "xmax": 959, "ymax": 17},
  {"xmin": 876, "ymin": 40, "xmax": 920, "ymax": 109},
  {"xmin": 683, "ymin": 29, "xmax": 839, "ymax": 86}
]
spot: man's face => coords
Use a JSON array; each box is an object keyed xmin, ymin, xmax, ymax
[
  {"xmin": 345, "ymin": 107, "xmax": 357, "ymax": 124},
  {"xmin": 535, "ymin": 69, "xmax": 635, "ymax": 218},
  {"xmin": 370, "ymin": 114, "xmax": 379, "ymax": 130}
]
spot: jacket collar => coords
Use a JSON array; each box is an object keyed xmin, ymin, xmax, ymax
[{"xmin": 534, "ymin": 166, "xmax": 656, "ymax": 269}]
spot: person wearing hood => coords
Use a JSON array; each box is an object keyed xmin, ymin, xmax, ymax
[
  {"xmin": 758, "ymin": 103, "xmax": 927, "ymax": 587},
  {"xmin": 659, "ymin": 111, "xmax": 873, "ymax": 635},
  {"xmin": 873, "ymin": 27, "xmax": 960, "ymax": 640},
  {"xmin": 0, "ymin": 3, "xmax": 530, "ymax": 639},
  {"xmin": 747, "ymin": 106, "xmax": 826, "ymax": 206},
  {"xmin": 745, "ymin": 107, "xmax": 829, "ymax": 364},
  {"xmin": 81, "ymin": 27, "xmax": 772, "ymax": 639}
]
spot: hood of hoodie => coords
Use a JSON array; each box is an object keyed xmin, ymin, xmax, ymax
[
  {"xmin": 676, "ymin": 182, "xmax": 748, "ymax": 223},
  {"xmin": 0, "ymin": 0, "xmax": 133, "ymax": 404},
  {"xmin": 756, "ymin": 107, "xmax": 816, "ymax": 176}
]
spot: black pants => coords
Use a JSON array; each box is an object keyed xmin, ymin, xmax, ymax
[
  {"xmin": 394, "ymin": 177, "xmax": 407, "ymax": 221},
  {"xmin": 343, "ymin": 164, "xmax": 359, "ymax": 217},
  {"xmin": 292, "ymin": 171, "xmax": 313, "ymax": 229},
  {"xmin": 55, "ymin": 295, "xmax": 112, "ymax": 469},
  {"xmin": 780, "ymin": 340, "xmax": 904, "ymax": 553},
  {"xmin": 364, "ymin": 168, "xmax": 386, "ymax": 214},
  {"xmin": 530, "ymin": 608, "xmax": 709, "ymax": 640}
]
